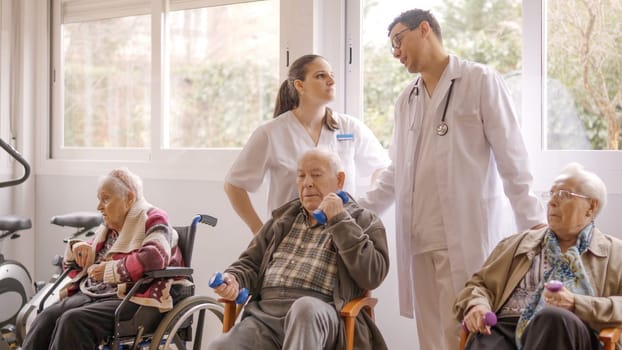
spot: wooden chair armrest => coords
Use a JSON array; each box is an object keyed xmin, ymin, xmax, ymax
[
  {"xmin": 219, "ymin": 298, "xmax": 247, "ymax": 333},
  {"xmin": 340, "ymin": 296, "xmax": 378, "ymax": 318},
  {"xmin": 599, "ymin": 327, "xmax": 622, "ymax": 350},
  {"xmin": 459, "ymin": 328, "xmax": 469, "ymax": 350}
]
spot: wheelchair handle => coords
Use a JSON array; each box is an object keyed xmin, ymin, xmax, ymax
[
  {"xmin": 312, "ymin": 190, "xmax": 349, "ymax": 225},
  {"xmin": 461, "ymin": 311, "xmax": 497, "ymax": 332},
  {"xmin": 209, "ymin": 272, "xmax": 249, "ymax": 304}
]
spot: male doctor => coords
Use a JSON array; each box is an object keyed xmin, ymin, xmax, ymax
[{"xmin": 358, "ymin": 9, "xmax": 546, "ymax": 350}]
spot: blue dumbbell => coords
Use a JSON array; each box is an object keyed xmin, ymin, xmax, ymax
[
  {"xmin": 209, "ymin": 272, "xmax": 249, "ymax": 304},
  {"xmin": 312, "ymin": 190, "xmax": 349, "ymax": 225}
]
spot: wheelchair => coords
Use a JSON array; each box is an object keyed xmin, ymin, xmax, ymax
[{"xmin": 29, "ymin": 213, "xmax": 225, "ymax": 350}]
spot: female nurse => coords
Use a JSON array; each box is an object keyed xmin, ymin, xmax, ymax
[{"xmin": 224, "ymin": 54, "xmax": 389, "ymax": 234}]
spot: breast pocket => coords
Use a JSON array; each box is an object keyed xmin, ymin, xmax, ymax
[{"xmin": 335, "ymin": 136, "xmax": 355, "ymax": 162}]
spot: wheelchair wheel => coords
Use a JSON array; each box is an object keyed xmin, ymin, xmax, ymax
[{"xmin": 149, "ymin": 296, "xmax": 224, "ymax": 350}]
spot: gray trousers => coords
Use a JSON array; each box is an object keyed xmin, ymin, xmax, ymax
[
  {"xmin": 208, "ymin": 288, "xmax": 342, "ymax": 350},
  {"xmin": 465, "ymin": 307, "xmax": 602, "ymax": 350},
  {"xmin": 21, "ymin": 292, "xmax": 135, "ymax": 350}
]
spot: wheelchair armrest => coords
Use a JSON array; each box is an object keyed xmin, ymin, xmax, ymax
[
  {"xmin": 599, "ymin": 327, "xmax": 622, "ymax": 350},
  {"xmin": 340, "ymin": 296, "xmax": 377, "ymax": 318},
  {"xmin": 38, "ymin": 265, "xmax": 78, "ymax": 313},
  {"xmin": 144, "ymin": 266, "xmax": 193, "ymax": 279}
]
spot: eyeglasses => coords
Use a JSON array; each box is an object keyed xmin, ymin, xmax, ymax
[
  {"xmin": 390, "ymin": 27, "xmax": 412, "ymax": 54},
  {"xmin": 542, "ymin": 189, "xmax": 590, "ymax": 202}
]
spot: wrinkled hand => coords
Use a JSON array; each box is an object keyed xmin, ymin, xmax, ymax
[
  {"xmin": 463, "ymin": 304, "xmax": 493, "ymax": 335},
  {"xmin": 544, "ymin": 283, "xmax": 575, "ymax": 311},
  {"xmin": 87, "ymin": 263, "xmax": 105, "ymax": 282},
  {"xmin": 72, "ymin": 242, "xmax": 95, "ymax": 268},
  {"xmin": 316, "ymin": 192, "xmax": 345, "ymax": 223},
  {"xmin": 214, "ymin": 273, "xmax": 240, "ymax": 301}
]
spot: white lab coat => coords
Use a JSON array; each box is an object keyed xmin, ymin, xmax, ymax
[{"xmin": 359, "ymin": 55, "xmax": 545, "ymax": 318}]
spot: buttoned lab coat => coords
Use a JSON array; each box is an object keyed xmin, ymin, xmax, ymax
[{"xmin": 359, "ymin": 55, "xmax": 545, "ymax": 318}]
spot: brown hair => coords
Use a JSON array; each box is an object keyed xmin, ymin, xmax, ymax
[{"xmin": 273, "ymin": 54, "xmax": 338, "ymax": 131}]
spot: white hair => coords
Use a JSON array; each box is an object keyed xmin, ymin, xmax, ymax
[
  {"xmin": 555, "ymin": 162, "xmax": 607, "ymax": 216},
  {"xmin": 297, "ymin": 148, "xmax": 344, "ymax": 175},
  {"xmin": 98, "ymin": 167, "xmax": 144, "ymax": 201}
]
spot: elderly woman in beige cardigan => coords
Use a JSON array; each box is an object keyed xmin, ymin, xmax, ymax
[
  {"xmin": 454, "ymin": 163, "xmax": 622, "ymax": 350},
  {"xmin": 23, "ymin": 168, "xmax": 184, "ymax": 350}
]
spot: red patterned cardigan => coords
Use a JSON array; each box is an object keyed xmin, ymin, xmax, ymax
[{"xmin": 61, "ymin": 199, "xmax": 187, "ymax": 311}]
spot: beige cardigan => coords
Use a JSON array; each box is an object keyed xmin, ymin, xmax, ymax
[{"xmin": 453, "ymin": 226, "xmax": 622, "ymax": 350}]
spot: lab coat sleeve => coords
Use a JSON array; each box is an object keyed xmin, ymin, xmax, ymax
[
  {"xmin": 480, "ymin": 69, "xmax": 546, "ymax": 230},
  {"xmin": 357, "ymin": 129, "xmax": 397, "ymax": 215},
  {"xmin": 352, "ymin": 118, "xmax": 391, "ymax": 178},
  {"xmin": 225, "ymin": 126, "xmax": 271, "ymax": 193}
]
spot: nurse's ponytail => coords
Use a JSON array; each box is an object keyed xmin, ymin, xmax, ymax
[
  {"xmin": 272, "ymin": 54, "xmax": 338, "ymax": 131},
  {"xmin": 273, "ymin": 79, "xmax": 297, "ymax": 118}
]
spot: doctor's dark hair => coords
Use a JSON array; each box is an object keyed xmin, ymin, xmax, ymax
[
  {"xmin": 273, "ymin": 54, "xmax": 338, "ymax": 131},
  {"xmin": 388, "ymin": 9, "xmax": 443, "ymax": 45}
]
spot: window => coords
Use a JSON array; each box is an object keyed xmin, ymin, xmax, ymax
[
  {"xmin": 545, "ymin": 0, "xmax": 622, "ymax": 150},
  {"xmin": 358, "ymin": 0, "xmax": 522, "ymax": 147},
  {"xmin": 61, "ymin": 14, "xmax": 152, "ymax": 148},
  {"xmin": 52, "ymin": 0, "xmax": 279, "ymax": 159},
  {"xmin": 167, "ymin": 2, "xmax": 278, "ymax": 148}
]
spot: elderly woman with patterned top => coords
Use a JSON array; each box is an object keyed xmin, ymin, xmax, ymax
[
  {"xmin": 453, "ymin": 162, "xmax": 622, "ymax": 350},
  {"xmin": 22, "ymin": 167, "xmax": 185, "ymax": 350}
]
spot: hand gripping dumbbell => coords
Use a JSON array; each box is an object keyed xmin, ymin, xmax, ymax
[
  {"xmin": 312, "ymin": 190, "xmax": 349, "ymax": 225},
  {"xmin": 461, "ymin": 311, "xmax": 497, "ymax": 332},
  {"xmin": 209, "ymin": 272, "xmax": 249, "ymax": 304}
]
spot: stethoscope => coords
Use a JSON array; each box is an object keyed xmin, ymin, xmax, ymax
[{"xmin": 408, "ymin": 77, "xmax": 456, "ymax": 136}]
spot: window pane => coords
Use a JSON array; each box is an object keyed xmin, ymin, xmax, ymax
[
  {"xmin": 546, "ymin": 0, "xmax": 622, "ymax": 150},
  {"xmin": 362, "ymin": 1, "xmax": 413, "ymax": 147},
  {"xmin": 362, "ymin": 0, "xmax": 522, "ymax": 147},
  {"xmin": 167, "ymin": 0, "xmax": 279, "ymax": 148},
  {"xmin": 63, "ymin": 16, "xmax": 151, "ymax": 148}
]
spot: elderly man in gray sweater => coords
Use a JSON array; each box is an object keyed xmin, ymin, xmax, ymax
[{"xmin": 209, "ymin": 148, "xmax": 389, "ymax": 350}]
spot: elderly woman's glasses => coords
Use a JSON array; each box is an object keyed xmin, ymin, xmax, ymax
[
  {"xmin": 542, "ymin": 189, "xmax": 590, "ymax": 202},
  {"xmin": 390, "ymin": 27, "xmax": 412, "ymax": 54}
]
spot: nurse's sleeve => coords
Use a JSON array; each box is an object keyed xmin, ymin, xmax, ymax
[{"xmin": 225, "ymin": 126, "xmax": 271, "ymax": 193}]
